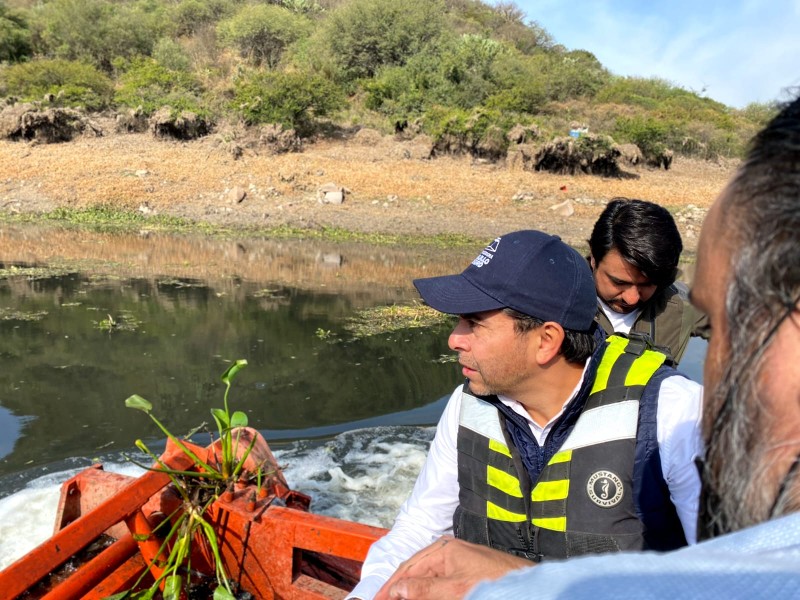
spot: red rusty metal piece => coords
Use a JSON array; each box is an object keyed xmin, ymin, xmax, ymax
[
  {"xmin": 0, "ymin": 428, "xmax": 389, "ymax": 599},
  {"xmin": 39, "ymin": 534, "xmax": 139, "ymax": 600},
  {"xmin": 82, "ymin": 553, "xmax": 150, "ymax": 600},
  {"xmin": 0, "ymin": 447, "xmax": 194, "ymax": 600}
]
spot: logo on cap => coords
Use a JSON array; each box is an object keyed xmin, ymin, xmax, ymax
[{"xmin": 471, "ymin": 237, "xmax": 501, "ymax": 268}]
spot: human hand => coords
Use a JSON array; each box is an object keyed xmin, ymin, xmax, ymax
[{"xmin": 374, "ymin": 536, "xmax": 532, "ymax": 600}]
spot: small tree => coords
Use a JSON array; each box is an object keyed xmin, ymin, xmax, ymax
[
  {"xmin": 34, "ymin": 0, "xmax": 166, "ymax": 71},
  {"xmin": 169, "ymin": 0, "xmax": 233, "ymax": 37},
  {"xmin": 217, "ymin": 4, "xmax": 311, "ymax": 68},
  {"xmin": 324, "ymin": 0, "xmax": 445, "ymax": 80},
  {"xmin": 0, "ymin": 2, "xmax": 32, "ymax": 63}
]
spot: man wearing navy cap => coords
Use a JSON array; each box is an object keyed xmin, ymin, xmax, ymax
[{"xmin": 347, "ymin": 230, "xmax": 703, "ymax": 600}]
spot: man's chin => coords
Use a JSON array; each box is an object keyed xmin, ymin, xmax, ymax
[
  {"xmin": 466, "ymin": 381, "xmax": 491, "ymax": 397},
  {"xmin": 608, "ymin": 302, "xmax": 637, "ymax": 314}
]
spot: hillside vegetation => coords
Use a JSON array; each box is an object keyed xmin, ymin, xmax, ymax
[{"xmin": 0, "ymin": 0, "xmax": 779, "ymax": 167}]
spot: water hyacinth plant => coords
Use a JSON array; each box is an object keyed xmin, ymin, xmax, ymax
[{"xmin": 108, "ymin": 359, "xmax": 256, "ymax": 600}]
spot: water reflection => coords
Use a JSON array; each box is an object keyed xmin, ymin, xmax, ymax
[{"xmin": 0, "ymin": 224, "xmax": 478, "ymax": 487}]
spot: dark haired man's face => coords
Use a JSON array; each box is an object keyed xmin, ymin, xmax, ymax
[
  {"xmin": 591, "ymin": 248, "xmax": 657, "ymax": 314},
  {"xmin": 448, "ymin": 310, "xmax": 537, "ymax": 399}
]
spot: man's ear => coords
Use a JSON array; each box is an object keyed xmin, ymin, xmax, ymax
[
  {"xmin": 535, "ymin": 322, "xmax": 566, "ymax": 364},
  {"xmin": 589, "ymin": 254, "xmax": 597, "ymax": 271}
]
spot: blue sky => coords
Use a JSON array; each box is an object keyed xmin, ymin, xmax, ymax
[{"xmin": 509, "ymin": 0, "xmax": 800, "ymax": 108}]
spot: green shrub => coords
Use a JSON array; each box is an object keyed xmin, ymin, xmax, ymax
[
  {"xmin": 169, "ymin": 0, "xmax": 233, "ymax": 37},
  {"xmin": 364, "ymin": 64, "xmax": 426, "ymax": 115},
  {"xmin": 613, "ymin": 115, "xmax": 673, "ymax": 160},
  {"xmin": 0, "ymin": 58, "xmax": 113, "ymax": 110},
  {"xmin": 279, "ymin": 0, "xmax": 324, "ymax": 15},
  {"xmin": 596, "ymin": 76, "xmax": 679, "ymax": 108},
  {"xmin": 231, "ymin": 69, "xmax": 345, "ymax": 135},
  {"xmin": 114, "ymin": 57, "xmax": 206, "ymax": 117},
  {"xmin": 152, "ymin": 38, "xmax": 191, "ymax": 72},
  {"xmin": 34, "ymin": 0, "xmax": 166, "ymax": 71},
  {"xmin": 544, "ymin": 49, "xmax": 610, "ymax": 100},
  {"xmin": 217, "ymin": 4, "xmax": 311, "ymax": 68},
  {"xmin": 422, "ymin": 105, "xmax": 513, "ymax": 158},
  {"xmin": 0, "ymin": 3, "xmax": 32, "ymax": 62},
  {"xmin": 486, "ymin": 51, "xmax": 548, "ymax": 113},
  {"xmin": 324, "ymin": 0, "xmax": 446, "ymax": 80},
  {"xmin": 738, "ymin": 101, "xmax": 779, "ymax": 127},
  {"xmin": 364, "ymin": 34, "xmax": 543, "ymax": 116}
]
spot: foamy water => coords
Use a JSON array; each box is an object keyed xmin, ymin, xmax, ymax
[{"xmin": 0, "ymin": 426, "xmax": 433, "ymax": 571}]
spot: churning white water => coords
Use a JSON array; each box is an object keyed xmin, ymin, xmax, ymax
[{"xmin": 0, "ymin": 426, "xmax": 433, "ymax": 570}]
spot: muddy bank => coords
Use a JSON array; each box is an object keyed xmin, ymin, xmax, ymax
[{"xmin": 0, "ymin": 128, "xmax": 737, "ymax": 257}]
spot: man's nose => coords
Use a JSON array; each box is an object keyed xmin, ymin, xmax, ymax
[
  {"xmin": 448, "ymin": 319, "xmax": 469, "ymax": 351},
  {"xmin": 621, "ymin": 286, "xmax": 641, "ymax": 306}
]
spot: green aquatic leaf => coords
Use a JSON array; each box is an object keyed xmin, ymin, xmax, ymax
[
  {"xmin": 220, "ymin": 359, "xmax": 247, "ymax": 385},
  {"xmin": 163, "ymin": 575, "xmax": 182, "ymax": 600},
  {"xmin": 125, "ymin": 394, "xmax": 153, "ymax": 413},
  {"xmin": 231, "ymin": 411, "xmax": 248, "ymax": 428},
  {"xmin": 213, "ymin": 587, "xmax": 236, "ymax": 600},
  {"xmin": 211, "ymin": 408, "xmax": 230, "ymax": 430}
]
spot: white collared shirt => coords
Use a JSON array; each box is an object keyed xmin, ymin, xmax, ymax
[
  {"xmin": 347, "ymin": 363, "xmax": 703, "ymax": 600},
  {"xmin": 598, "ymin": 297, "xmax": 642, "ymax": 334}
]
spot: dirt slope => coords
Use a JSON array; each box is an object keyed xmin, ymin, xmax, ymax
[{"xmin": 0, "ymin": 125, "xmax": 737, "ymax": 255}]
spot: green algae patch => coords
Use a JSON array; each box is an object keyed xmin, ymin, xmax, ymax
[
  {"xmin": 0, "ymin": 265, "xmax": 75, "ymax": 280},
  {"xmin": 345, "ymin": 303, "xmax": 453, "ymax": 338},
  {"xmin": 0, "ymin": 308, "xmax": 49, "ymax": 321}
]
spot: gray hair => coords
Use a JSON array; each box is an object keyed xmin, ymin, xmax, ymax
[{"xmin": 698, "ymin": 94, "xmax": 800, "ymax": 538}]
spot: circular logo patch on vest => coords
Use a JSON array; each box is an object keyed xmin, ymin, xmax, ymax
[{"xmin": 586, "ymin": 470, "xmax": 624, "ymax": 508}]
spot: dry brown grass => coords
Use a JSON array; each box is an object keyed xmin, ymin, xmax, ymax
[{"xmin": 0, "ymin": 126, "xmax": 737, "ymax": 255}]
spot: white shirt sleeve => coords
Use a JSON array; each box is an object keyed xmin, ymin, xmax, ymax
[
  {"xmin": 656, "ymin": 375, "xmax": 704, "ymax": 544},
  {"xmin": 346, "ymin": 386, "xmax": 463, "ymax": 600}
]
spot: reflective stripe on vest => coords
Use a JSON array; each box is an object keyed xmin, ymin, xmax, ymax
[
  {"xmin": 459, "ymin": 396, "xmax": 526, "ymax": 522},
  {"xmin": 530, "ymin": 335, "xmax": 666, "ymax": 533},
  {"xmin": 456, "ymin": 334, "xmax": 669, "ymax": 553}
]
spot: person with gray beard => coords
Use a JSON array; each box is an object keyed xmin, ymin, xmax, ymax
[{"xmin": 374, "ymin": 93, "xmax": 800, "ymax": 600}]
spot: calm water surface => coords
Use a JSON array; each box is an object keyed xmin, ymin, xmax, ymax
[{"xmin": 0, "ymin": 224, "xmax": 475, "ymax": 494}]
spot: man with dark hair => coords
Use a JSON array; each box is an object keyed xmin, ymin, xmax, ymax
[
  {"xmin": 373, "ymin": 95, "xmax": 800, "ymax": 600},
  {"xmin": 347, "ymin": 230, "xmax": 703, "ymax": 600},
  {"xmin": 589, "ymin": 197, "xmax": 708, "ymax": 364}
]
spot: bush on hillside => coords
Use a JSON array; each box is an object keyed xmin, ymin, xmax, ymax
[
  {"xmin": 613, "ymin": 115, "xmax": 673, "ymax": 164},
  {"xmin": 152, "ymin": 38, "xmax": 192, "ymax": 72},
  {"xmin": 543, "ymin": 49, "xmax": 610, "ymax": 101},
  {"xmin": 364, "ymin": 33, "xmax": 544, "ymax": 118},
  {"xmin": 323, "ymin": 0, "xmax": 446, "ymax": 81},
  {"xmin": 0, "ymin": 3, "xmax": 32, "ymax": 62},
  {"xmin": 217, "ymin": 3, "xmax": 312, "ymax": 68},
  {"xmin": 169, "ymin": 0, "xmax": 233, "ymax": 37},
  {"xmin": 231, "ymin": 69, "xmax": 344, "ymax": 136},
  {"xmin": 423, "ymin": 105, "xmax": 513, "ymax": 160},
  {"xmin": 445, "ymin": 0, "xmax": 552, "ymax": 54},
  {"xmin": 0, "ymin": 59, "xmax": 114, "ymax": 111},
  {"xmin": 33, "ymin": 0, "xmax": 165, "ymax": 71},
  {"xmin": 114, "ymin": 58, "xmax": 207, "ymax": 118}
]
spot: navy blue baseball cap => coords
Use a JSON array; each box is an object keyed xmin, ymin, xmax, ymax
[{"xmin": 413, "ymin": 230, "xmax": 596, "ymax": 331}]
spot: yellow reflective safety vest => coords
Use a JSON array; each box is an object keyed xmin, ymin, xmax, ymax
[{"xmin": 453, "ymin": 334, "xmax": 687, "ymax": 561}]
